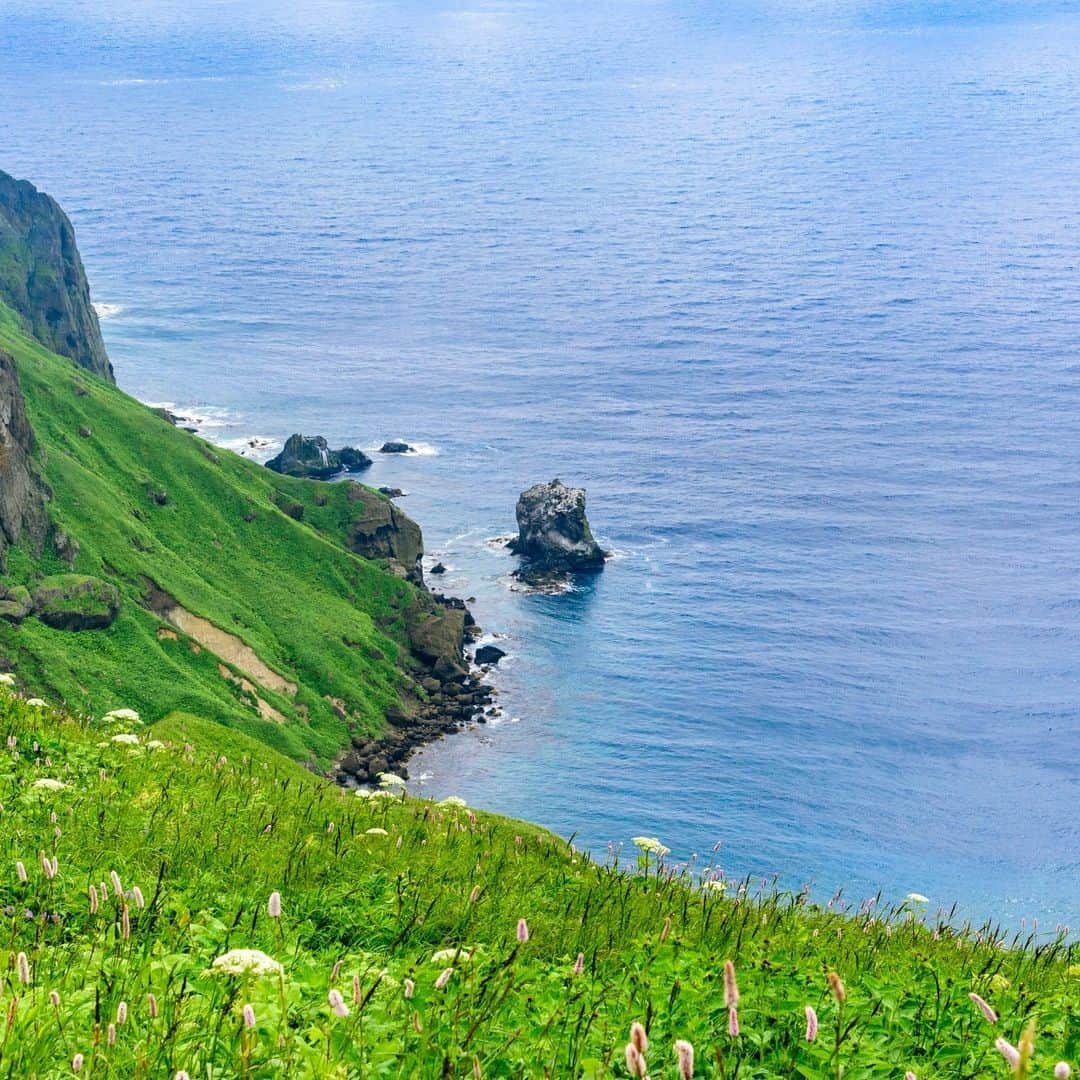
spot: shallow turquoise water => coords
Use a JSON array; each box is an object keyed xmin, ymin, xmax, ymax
[{"xmin": 1, "ymin": 0, "xmax": 1078, "ymax": 928}]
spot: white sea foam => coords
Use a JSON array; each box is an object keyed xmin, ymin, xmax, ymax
[
  {"xmin": 93, "ymin": 302, "xmax": 124, "ymax": 320},
  {"xmin": 283, "ymin": 77, "xmax": 344, "ymax": 93}
]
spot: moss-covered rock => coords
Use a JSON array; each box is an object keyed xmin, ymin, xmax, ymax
[
  {"xmin": 32, "ymin": 574, "xmax": 120, "ymax": 631},
  {"xmin": 345, "ymin": 483, "xmax": 423, "ymax": 584},
  {"xmin": 0, "ymin": 584, "xmax": 32, "ymax": 623}
]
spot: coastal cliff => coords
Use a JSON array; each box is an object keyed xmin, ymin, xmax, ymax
[
  {"xmin": 0, "ymin": 349, "xmax": 48, "ymax": 568},
  {"xmin": 0, "ymin": 169, "xmax": 113, "ymax": 382}
]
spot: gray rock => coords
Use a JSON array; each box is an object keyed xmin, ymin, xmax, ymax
[
  {"xmin": 266, "ymin": 434, "xmax": 372, "ymax": 480},
  {"xmin": 378, "ymin": 441, "xmax": 413, "ymax": 454},
  {"xmin": 509, "ymin": 478, "xmax": 607, "ymax": 576}
]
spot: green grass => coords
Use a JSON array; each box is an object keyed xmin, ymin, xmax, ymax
[
  {"xmin": 0, "ymin": 302, "xmax": 430, "ymax": 768},
  {"xmin": 0, "ymin": 689, "xmax": 1074, "ymax": 1078}
]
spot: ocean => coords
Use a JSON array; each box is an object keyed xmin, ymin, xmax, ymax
[{"xmin": 1, "ymin": 0, "xmax": 1078, "ymax": 928}]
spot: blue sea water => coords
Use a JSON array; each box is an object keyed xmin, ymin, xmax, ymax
[{"xmin": 2, "ymin": 0, "xmax": 1078, "ymax": 928}]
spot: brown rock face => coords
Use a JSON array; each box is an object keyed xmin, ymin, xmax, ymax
[
  {"xmin": 0, "ymin": 170, "xmax": 113, "ymax": 382},
  {"xmin": 345, "ymin": 483, "xmax": 424, "ymax": 585},
  {"xmin": 0, "ymin": 350, "xmax": 48, "ymax": 569}
]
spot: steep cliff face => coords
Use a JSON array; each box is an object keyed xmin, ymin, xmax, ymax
[
  {"xmin": 0, "ymin": 170, "xmax": 113, "ymax": 382},
  {"xmin": 0, "ymin": 350, "xmax": 48, "ymax": 569}
]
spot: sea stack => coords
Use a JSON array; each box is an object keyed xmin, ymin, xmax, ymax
[
  {"xmin": 509, "ymin": 478, "xmax": 607, "ymax": 581},
  {"xmin": 265, "ymin": 434, "xmax": 372, "ymax": 480}
]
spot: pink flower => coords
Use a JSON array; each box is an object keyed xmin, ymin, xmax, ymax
[
  {"xmin": 353, "ymin": 973, "xmax": 361, "ymax": 1005},
  {"xmin": 434, "ymin": 967, "xmax": 453, "ymax": 991},
  {"xmin": 40, "ymin": 851, "xmax": 56, "ymax": 880},
  {"xmin": 16, "ymin": 951, "xmax": 29, "ymax": 985},
  {"xmin": 968, "ymin": 992, "xmax": 997, "ymax": 1024},
  {"xmin": 242, "ymin": 1004, "xmax": 256, "ymax": 1028},
  {"xmin": 71, "ymin": 1054, "xmax": 84, "ymax": 1073},
  {"xmin": 110, "ymin": 870, "xmax": 122, "ymax": 896},
  {"xmin": 723, "ymin": 960, "xmax": 739, "ymax": 1007},
  {"xmin": 176, "ymin": 1073, "xmax": 191, "ymax": 1080},
  {"xmin": 1055, "ymin": 1064, "xmax": 1071, "ymax": 1079},
  {"xmin": 995, "ymin": 1038, "xmax": 1020, "ymax": 1069},
  {"xmin": 107, "ymin": 1023, "xmax": 116, "ymax": 1046},
  {"xmin": 147, "ymin": 992, "xmax": 159, "ymax": 1019},
  {"xmin": 827, "ymin": 971, "xmax": 846, "ymax": 1004},
  {"xmin": 624, "ymin": 1043, "xmax": 647, "ymax": 1078},
  {"xmin": 117, "ymin": 1001, "xmax": 128, "ymax": 1025},
  {"xmin": 88, "ymin": 887, "xmax": 98, "ymax": 915},
  {"xmin": 728, "ymin": 1005, "xmax": 740, "ymax": 1038},
  {"xmin": 404, "ymin": 978, "xmax": 415, "ymax": 999},
  {"xmin": 805, "ymin": 1005, "xmax": 818, "ymax": 1042},
  {"xmin": 516, "ymin": 918, "xmax": 529, "ymax": 943},
  {"xmin": 675, "ymin": 1038, "xmax": 694, "ymax": 1079},
  {"xmin": 328, "ymin": 989, "xmax": 350, "ymax": 1018},
  {"xmin": 49, "ymin": 990, "xmax": 60, "ymax": 1008},
  {"xmin": 267, "ymin": 891, "xmax": 281, "ymax": 918},
  {"xmin": 573, "ymin": 952, "xmax": 585, "ymax": 976},
  {"xmin": 905, "ymin": 1073, "xmax": 917, "ymax": 1080},
  {"xmin": 630, "ymin": 1022, "xmax": 648, "ymax": 1054},
  {"xmin": 15, "ymin": 861, "xmax": 26, "ymax": 883},
  {"xmin": 131, "ymin": 886, "xmax": 145, "ymax": 909}
]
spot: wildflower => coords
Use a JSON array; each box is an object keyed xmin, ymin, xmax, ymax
[
  {"xmin": 16, "ymin": 951, "xmax": 29, "ymax": 985},
  {"xmin": 176, "ymin": 1073, "xmax": 190, "ymax": 1080},
  {"xmin": 703, "ymin": 880, "xmax": 726, "ymax": 892},
  {"xmin": 728, "ymin": 1005, "xmax": 740, "ymax": 1037},
  {"xmin": 968, "ymin": 991, "xmax": 997, "ymax": 1024},
  {"xmin": 87, "ymin": 886, "xmax": 98, "ymax": 914},
  {"xmin": 440, "ymin": 796, "xmax": 467, "ymax": 807},
  {"xmin": 905, "ymin": 893, "xmax": 929, "ymax": 904},
  {"xmin": 31, "ymin": 778, "xmax": 67, "ymax": 792},
  {"xmin": 378, "ymin": 772, "xmax": 406, "ymax": 789},
  {"xmin": 434, "ymin": 967, "xmax": 453, "ymax": 990},
  {"xmin": 147, "ymin": 992, "xmax": 159, "ymax": 1019},
  {"xmin": 1055, "ymin": 1064, "xmax": 1071, "ymax": 1079},
  {"xmin": 0, "ymin": 674, "xmax": 14, "ymax": 686},
  {"xmin": 72, "ymin": 1054, "xmax": 84, "ymax": 1073},
  {"xmin": 39, "ymin": 851, "xmax": 57, "ymax": 880},
  {"xmin": 430, "ymin": 948, "xmax": 472, "ymax": 964},
  {"xmin": 267, "ymin": 891, "xmax": 281, "ymax": 918},
  {"xmin": 625, "ymin": 1043, "xmax": 647, "ymax": 1078},
  {"xmin": 6, "ymin": 735, "xmax": 15, "ymax": 749},
  {"xmin": 805, "ymin": 1005, "xmax": 818, "ymax": 1042},
  {"xmin": 242, "ymin": 1003, "xmax": 256, "ymax": 1028},
  {"xmin": 990, "ymin": 973, "xmax": 1011, "ymax": 991},
  {"xmin": 49, "ymin": 990, "xmax": 60, "ymax": 1007},
  {"xmin": 211, "ymin": 949, "xmax": 283, "ymax": 977},
  {"xmin": 107, "ymin": 1023, "xmax": 116, "ymax": 1046},
  {"xmin": 404, "ymin": 978, "xmax": 415, "ymax": 999},
  {"xmin": 574, "ymin": 952, "xmax": 585, "ymax": 975},
  {"xmin": 468, "ymin": 884, "xmax": 482, "ymax": 904},
  {"xmin": 25, "ymin": 698, "xmax": 46, "ymax": 707},
  {"xmin": 632, "ymin": 836, "xmax": 670, "ymax": 858},
  {"xmin": 110, "ymin": 870, "xmax": 123, "ymax": 896},
  {"xmin": 827, "ymin": 971, "xmax": 846, "ymax": 1004},
  {"xmin": 723, "ymin": 959, "xmax": 739, "ymax": 1007},
  {"xmin": 352, "ymin": 973, "xmax": 361, "ymax": 1004},
  {"xmin": 675, "ymin": 1039, "xmax": 694, "ymax": 1079},
  {"xmin": 516, "ymin": 918, "xmax": 529, "ymax": 943},
  {"xmin": 131, "ymin": 886, "xmax": 145, "ymax": 909},
  {"xmin": 630, "ymin": 1021, "xmax": 648, "ymax": 1055},
  {"xmin": 365, "ymin": 827, "xmax": 388, "ymax": 836},
  {"xmin": 146, "ymin": 740, "xmax": 165, "ymax": 750},
  {"xmin": 110, "ymin": 733, "xmax": 140, "ymax": 745},
  {"xmin": 995, "ymin": 1038, "xmax": 1020, "ymax": 1069},
  {"xmin": 328, "ymin": 989, "xmax": 350, "ymax": 1017},
  {"xmin": 104, "ymin": 708, "xmax": 140, "ymax": 722},
  {"xmin": 117, "ymin": 1001, "xmax": 128, "ymax": 1024},
  {"xmin": 905, "ymin": 1073, "xmax": 917, "ymax": 1080},
  {"xmin": 15, "ymin": 861, "xmax": 26, "ymax": 883}
]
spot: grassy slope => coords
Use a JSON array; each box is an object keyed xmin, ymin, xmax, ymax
[
  {"xmin": 0, "ymin": 302, "xmax": 422, "ymax": 767},
  {"xmin": 0, "ymin": 691, "xmax": 1074, "ymax": 1078}
]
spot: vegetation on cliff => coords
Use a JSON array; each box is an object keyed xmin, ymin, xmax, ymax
[{"xmin": 0, "ymin": 687, "xmax": 1075, "ymax": 1078}]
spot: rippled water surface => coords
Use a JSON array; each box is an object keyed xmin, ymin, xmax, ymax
[{"xmin": 2, "ymin": 0, "xmax": 1078, "ymax": 926}]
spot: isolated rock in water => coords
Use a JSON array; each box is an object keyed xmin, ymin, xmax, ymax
[
  {"xmin": 430, "ymin": 561, "xmax": 447, "ymax": 575},
  {"xmin": 32, "ymin": 574, "xmax": 120, "ymax": 631},
  {"xmin": 266, "ymin": 434, "xmax": 372, "ymax": 480},
  {"xmin": 474, "ymin": 644, "xmax": 507, "ymax": 666},
  {"xmin": 509, "ymin": 479, "xmax": 607, "ymax": 575},
  {"xmin": 0, "ymin": 169, "xmax": 113, "ymax": 382},
  {"xmin": 378, "ymin": 441, "xmax": 413, "ymax": 454}
]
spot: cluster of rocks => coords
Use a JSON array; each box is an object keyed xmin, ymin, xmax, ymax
[
  {"xmin": 266, "ymin": 434, "xmax": 372, "ymax": 480},
  {"xmin": 1, "ymin": 573, "xmax": 120, "ymax": 631}
]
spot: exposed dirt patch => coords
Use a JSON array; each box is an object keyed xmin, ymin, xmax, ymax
[
  {"xmin": 156, "ymin": 627, "xmax": 178, "ymax": 641},
  {"xmin": 217, "ymin": 662, "xmax": 287, "ymax": 725}
]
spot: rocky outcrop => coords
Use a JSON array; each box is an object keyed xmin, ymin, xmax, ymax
[
  {"xmin": 344, "ymin": 483, "xmax": 424, "ymax": 585},
  {"xmin": 475, "ymin": 644, "xmax": 507, "ymax": 666},
  {"xmin": 0, "ymin": 585, "xmax": 32, "ymax": 623},
  {"xmin": 0, "ymin": 170, "xmax": 113, "ymax": 382},
  {"xmin": 265, "ymin": 434, "xmax": 372, "ymax": 480},
  {"xmin": 508, "ymin": 479, "xmax": 607, "ymax": 581},
  {"xmin": 32, "ymin": 574, "xmax": 120, "ymax": 631},
  {"xmin": 0, "ymin": 350, "xmax": 48, "ymax": 570},
  {"xmin": 378, "ymin": 441, "xmax": 413, "ymax": 454}
]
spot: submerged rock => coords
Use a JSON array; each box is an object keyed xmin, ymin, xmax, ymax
[
  {"xmin": 266, "ymin": 434, "xmax": 372, "ymax": 480},
  {"xmin": 378, "ymin": 440, "xmax": 413, "ymax": 454},
  {"xmin": 508, "ymin": 479, "xmax": 607, "ymax": 580}
]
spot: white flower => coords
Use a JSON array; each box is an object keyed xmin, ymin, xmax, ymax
[
  {"xmin": 367, "ymin": 789, "xmax": 394, "ymax": 799},
  {"xmin": 632, "ymin": 836, "xmax": 671, "ymax": 858},
  {"xmin": 703, "ymin": 880, "xmax": 727, "ymax": 892},
  {"xmin": 430, "ymin": 947, "xmax": 472, "ymax": 964},
  {"xmin": 365, "ymin": 827, "xmax": 389, "ymax": 836},
  {"xmin": 104, "ymin": 709, "xmax": 141, "ymax": 723},
  {"xmin": 0, "ymin": 673, "xmax": 15, "ymax": 687},
  {"xmin": 439, "ymin": 796, "xmax": 467, "ymax": 808},
  {"xmin": 31, "ymin": 779, "xmax": 67, "ymax": 792},
  {"xmin": 110, "ymin": 733, "xmax": 140, "ymax": 746},
  {"xmin": 210, "ymin": 949, "xmax": 283, "ymax": 978},
  {"xmin": 146, "ymin": 740, "xmax": 165, "ymax": 750},
  {"xmin": 355, "ymin": 789, "xmax": 373, "ymax": 799},
  {"xmin": 905, "ymin": 893, "xmax": 930, "ymax": 904},
  {"xmin": 378, "ymin": 772, "xmax": 406, "ymax": 789},
  {"xmin": 24, "ymin": 698, "xmax": 47, "ymax": 708}
]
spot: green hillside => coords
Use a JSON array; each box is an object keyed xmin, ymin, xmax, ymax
[
  {"xmin": 0, "ymin": 302, "xmax": 441, "ymax": 767},
  {"xmin": 0, "ymin": 689, "xmax": 1075, "ymax": 1077}
]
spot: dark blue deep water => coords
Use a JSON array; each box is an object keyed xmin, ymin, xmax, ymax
[{"xmin": 2, "ymin": 0, "xmax": 1079, "ymax": 928}]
